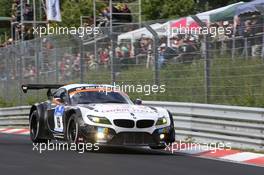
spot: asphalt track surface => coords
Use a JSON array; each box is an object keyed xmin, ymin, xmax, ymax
[{"xmin": 0, "ymin": 133, "xmax": 263, "ymax": 175}]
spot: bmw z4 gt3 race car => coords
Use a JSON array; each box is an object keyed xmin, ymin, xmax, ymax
[{"xmin": 22, "ymin": 84, "xmax": 175, "ymax": 149}]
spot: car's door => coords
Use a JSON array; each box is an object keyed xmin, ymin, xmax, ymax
[{"xmin": 47, "ymin": 88, "xmax": 68, "ymax": 133}]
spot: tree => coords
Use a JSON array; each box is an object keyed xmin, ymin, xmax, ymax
[
  {"xmin": 0, "ymin": 0, "xmax": 12, "ymax": 42},
  {"xmin": 0, "ymin": 0, "xmax": 12, "ymax": 17},
  {"xmin": 142, "ymin": 0, "xmax": 195, "ymax": 20},
  {"xmin": 196, "ymin": 0, "xmax": 252, "ymax": 11},
  {"xmin": 162, "ymin": 0, "xmax": 195, "ymax": 19},
  {"xmin": 141, "ymin": 0, "xmax": 253, "ymax": 21},
  {"xmin": 60, "ymin": 0, "xmax": 93, "ymax": 27}
]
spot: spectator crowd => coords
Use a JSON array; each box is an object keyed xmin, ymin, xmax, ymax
[{"xmin": 0, "ymin": 1, "xmax": 263, "ymax": 82}]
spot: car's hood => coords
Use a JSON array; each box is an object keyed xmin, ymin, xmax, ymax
[{"xmin": 78, "ymin": 103, "xmax": 168, "ymax": 120}]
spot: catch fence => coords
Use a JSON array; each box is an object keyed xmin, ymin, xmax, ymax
[{"xmin": 0, "ymin": 18, "xmax": 264, "ymax": 107}]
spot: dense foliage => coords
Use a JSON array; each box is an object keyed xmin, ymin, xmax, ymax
[{"xmin": 0, "ymin": 0, "xmax": 254, "ymax": 27}]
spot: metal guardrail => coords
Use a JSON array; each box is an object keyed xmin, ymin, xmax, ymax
[
  {"xmin": 0, "ymin": 106, "xmax": 29, "ymax": 127},
  {"xmin": 0, "ymin": 102, "xmax": 263, "ymax": 150},
  {"xmin": 144, "ymin": 101, "xmax": 264, "ymax": 151}
]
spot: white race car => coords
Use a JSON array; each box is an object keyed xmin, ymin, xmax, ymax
[{"xmin": 22, "ymin": 84, "xmax": 175, "ymax": 149}]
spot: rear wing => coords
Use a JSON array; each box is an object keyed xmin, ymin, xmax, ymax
[{"xmin": 21, "ymin": 84, "xmax": 64, "ymax": 93}]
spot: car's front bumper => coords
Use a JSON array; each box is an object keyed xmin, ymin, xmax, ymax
[{"xmin": 79, "ymin": 124, "xmax": 174, "ymax": 146}]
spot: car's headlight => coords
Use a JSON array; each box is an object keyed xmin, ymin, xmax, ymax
[
  {"xmin": 156, "ymin": 117, "xmax": 167, "ymax": 125},
  {"xmin": 87, "ymin": 115, "xmax": 111, "ymax": 125}
]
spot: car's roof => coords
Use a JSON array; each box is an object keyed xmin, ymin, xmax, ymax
[{"xmin": 61, "ymin": 84, "xmax": 115, "ymax": 91}]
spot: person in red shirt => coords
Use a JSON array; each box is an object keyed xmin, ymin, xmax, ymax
[{"xmin": 100, "ymin": 48, "xmax": 109, "ymax": 66}]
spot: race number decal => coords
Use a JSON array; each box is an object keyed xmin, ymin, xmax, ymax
[{"xmin": 54, "ymin": 105, "xmax": 64, "ymax": 132}]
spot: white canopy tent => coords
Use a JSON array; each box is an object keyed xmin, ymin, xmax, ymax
[
  {"xmin": 196, "ymin": 2, "xmax": 244, "ymax": 23},
  {"xmin": 117, "ymin": 2, "xmax": 245, "ymax": 47},
  {"xmin": 162, "ymin": 1, "xmax": 244, "ymax": 31},
  {"xmin": 117, "ymin": 23, "xmax": 168, "ymax": 42}
]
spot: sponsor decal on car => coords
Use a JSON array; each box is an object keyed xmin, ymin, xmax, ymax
[{"xmin": 54, "ymin": 105, "xmax": 64, "ymax": 132}]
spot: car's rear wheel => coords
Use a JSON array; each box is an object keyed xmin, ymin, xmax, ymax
[{"xmin": 30, "ymin": 110, "xmax": 49, "ymax": 143}]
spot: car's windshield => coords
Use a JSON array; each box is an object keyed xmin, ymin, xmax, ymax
[{"xmin": 70, "ymin": 91, "xmax": 132, "ymax": 104}]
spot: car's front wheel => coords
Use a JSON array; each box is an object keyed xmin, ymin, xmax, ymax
[{"xmin": 66, "ymin": 114, "xmax": 80, "ymax": 143}]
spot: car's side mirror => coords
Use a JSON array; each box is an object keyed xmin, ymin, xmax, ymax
[
  {"xmin": 53, "ymin": 92, "xmax": 66, "ymax": 104},
  {"xmin": 59, "ymin": 93, "xmax": 66, "ymax": 103},
  {"xmin": 134, "ymin": 98, "xmax": 142, "ymax": 105}
]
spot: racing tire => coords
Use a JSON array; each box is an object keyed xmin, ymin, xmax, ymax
[
  {"xmin": 30, "ymin": 110, "xmax": 49, "ymax": 143},
  {"xmin": 66, "ymin": 114, "xmax": 80, "ymax": 144}
]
